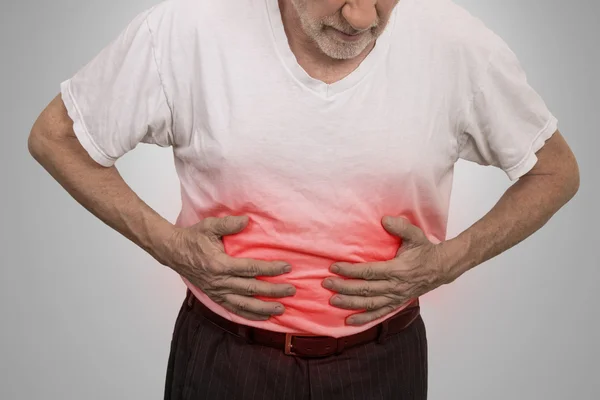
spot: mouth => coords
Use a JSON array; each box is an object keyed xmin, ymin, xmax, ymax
[
  {"xmin": 338, "ymin": 29, "xmax": 361, "ymax": 36},
  {"xmin": 328, "ymin": 27, "xmax": 367, "ymax": 41}
]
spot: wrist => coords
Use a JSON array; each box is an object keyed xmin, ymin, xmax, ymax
[
  {"xmin": 437, "ymin": 233, "xmax": 475, "ymax": 281},
  {"xmin": 146, "ymin": 218, "xmax": 179, "ymax": 266}
]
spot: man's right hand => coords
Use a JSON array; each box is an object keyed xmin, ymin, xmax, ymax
[{"xmin": 162, "ymin": 215, "xmax": 296, "ymax": 321}]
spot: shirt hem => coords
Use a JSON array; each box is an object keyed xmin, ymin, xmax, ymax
[
  {"xmin": 60, "ymin": 79, "xmax": 117, "ymax": 167},
  {"xmin": 181, "ymin": 276, "xmax": 411, "ymax": 338},
  {"xmin": 504, "ymin": 113, "xmax": 558, "ymax": 181}
]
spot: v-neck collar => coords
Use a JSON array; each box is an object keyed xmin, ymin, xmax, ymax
[{"xmin": 265, "ymin": 0, "xmax": 399, "ymax": 100}]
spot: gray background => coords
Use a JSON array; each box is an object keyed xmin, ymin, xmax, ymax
[{"xmin": 2, "ymin": 0, "xmax": 598, "ymax": 399}]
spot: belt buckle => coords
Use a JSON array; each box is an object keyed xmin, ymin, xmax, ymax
[{"xmin": 284, "ymin": 332, "xmax": 320, "ymax": 356}]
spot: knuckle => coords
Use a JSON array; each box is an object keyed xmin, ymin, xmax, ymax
[
  {"xmin": 211, "ymin": 276, "xmax": 227, "ymax": 290},
  {"xmin": 245, "ymin": 283, "xmax": 258, "ymax": 296},
  {"xmin": 214, "ymin": 220, "xmax": 227, "ymax": 233},
  {"xmin": 203, "ymin": 259, "xmax": 220, "ymax": 275},
  {"xmin": 221, "ymin": 264, "xmax": 235, "ymax": 276},
  {"xmin": 363, "ymin": 267, "xmax": 375, "ymax": 280},
  {"xmin": 208, "ymin": 234, "xmax": 222, "ymax": 246},
  {"xmin": 236, "ymin": 301, "xmax": 249, "ymax": 312},
  {"xmin": 210, "ymin": 294, "xmax": 226, "ymax": 306},
  {"xmin": 213, "ymin": 220, "xmax": 228, "ymax": 235},
  {"xmin": 248, "ymin": 263, "xmax": 261, "ymax": 276},
  {"xmin": 429, "ymin": 273, "xmax": 442, "ymax": 286},
  {"xmin": 359, "ymin": 286, "xmax": 371, "ymax": 297},
  {"xmin": 203, "ymin": 274, "xmax": 220, "ymax": 289},
  {"xmin": 211, "ymin": 258, "xmax": 231, "ymax": 275}
]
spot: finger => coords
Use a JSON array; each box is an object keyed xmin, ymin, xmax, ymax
[
  {"xmin": 382, "ymin": 216, "xmax": 427, "ymax": 245},
  {"xmin": 322, "ymin": 277, "xmax": 391, "ymax": 296},
  {"xmin": 219, "ymin": 303, "xmax": 271, "ymax": 321},
  {"xmin": 225, "ymin": 256, "xmax": 292, "ymax": 277},
  {"xmin": 203, "ymin": 215, "xmax": 249, "ymax": 237},
  {"xmin": 221, "ymin": 276, "xmax": 296, "ymax": 298},
  {"xmin": 331, "ymin": 261, "xmax": 390, "ymax": 280},
  {"xmin": 329, "ymin": 294, "xmax": 392, "ymax": 311},
  {"xmin": 222, "ymin": 293, "xmax": 286, "ymax": 318},
  {"xmin": 346, "ymin": 305, "xmax": 397, "ymax": 326}
]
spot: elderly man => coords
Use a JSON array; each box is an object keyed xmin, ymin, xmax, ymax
[{"xmin": 28, "ymin": 0, "xmax": 579, "ymax": 399}]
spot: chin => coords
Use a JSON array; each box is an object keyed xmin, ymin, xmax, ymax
[{"xmin": 318, "ymin": 38, "xmax": 371, "ymax": 60}]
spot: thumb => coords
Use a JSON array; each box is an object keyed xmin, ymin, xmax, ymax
[
  {"xmin": 203, "ymin": 215, "xmax": 249, "ymax": 237},
  {"xmin": 382, "ymin": 216, "xmax": 427, "ymax": 245}
]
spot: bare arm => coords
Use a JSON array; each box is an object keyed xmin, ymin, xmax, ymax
[
  {"xmin": 29, "ymin": 93, "xmax": 298, "ymax": 319},
  {"xmin": 28, "ymin": 93, "xmax": 175, "ymax": 265},
  {"xmin": 442, "ymin": 129, "xmax": 580, "ymax": 278}
]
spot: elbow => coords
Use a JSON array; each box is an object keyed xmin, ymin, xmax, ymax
[
  {"xmin": 28, "ymin": 93, "xmax": 71, "ymax": 161},
  {"xmin": 559, "ymin": 154, "xmax": 580, "ymax": 202},
  {"xmin": 27, "ymin": 117, "xmax": 54, "ymax": 164},
  {"xmin": 27, "ymin": 126, "xmax": 45, "ymax": 161},
  {"xmin": 567, "ymin": 159, "xmax": 580, "ymax": 199}
]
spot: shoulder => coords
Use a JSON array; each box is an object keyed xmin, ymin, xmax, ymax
[
  {"xmin": 398, "ymin": 0, "xmax": 505, "ymax": 66},
  {"xmin": 144, "ymin": 0, "xmax": 258, "ymax": 34},
  {"xmin": 391, "ymin": 0, "xmax": 510, "ymax": 94}
]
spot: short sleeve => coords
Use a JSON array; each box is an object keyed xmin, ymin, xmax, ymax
[
  {"xmin": 60, "ymin": 6, "xmax": 173, "ymax": 167},
  {"xmin": 457, "ymin": 37, "xmax": 558, "ymax": 181}
]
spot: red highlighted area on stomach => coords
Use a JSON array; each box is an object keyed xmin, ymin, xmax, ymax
[{"xmin": 182, "ymin": 211, "xmax": 419, "ymax": 338}]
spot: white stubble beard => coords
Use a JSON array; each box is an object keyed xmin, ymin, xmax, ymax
[{"xmin": 290, "ymin": 0, "xmax": 382, "ymax": 60}]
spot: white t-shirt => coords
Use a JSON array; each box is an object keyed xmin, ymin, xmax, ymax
[{"xmin": 60, "ymin": 0, "xmax": 558, "ymax": 337}]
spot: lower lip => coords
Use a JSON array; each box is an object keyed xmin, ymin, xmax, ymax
[{"xmin": 331, "ymin": 28, "xmax": 365, "ymax": 42}]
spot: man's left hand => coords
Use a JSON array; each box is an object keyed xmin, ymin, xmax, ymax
[{"xmin": 322, "ymin": 215, "xmax": 458, "ymax": 326}]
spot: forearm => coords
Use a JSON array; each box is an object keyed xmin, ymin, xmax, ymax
[
  {"xmin": 28, "ymin": 131, "xmax": 175, "ymax": 265},
  {"xmin": 441, "ymin": 172, "xmax": 578, "ymax": 279}
]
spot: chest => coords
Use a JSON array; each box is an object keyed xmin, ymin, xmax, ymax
[
  {"xmin": 169, "ymin": 40, "xmax": 459, "ymax": 186},
  {"xmin": 175, "ymin": 87, "xmax": 455, "ymax": 191}
]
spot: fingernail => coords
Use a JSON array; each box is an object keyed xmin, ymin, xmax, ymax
[
  {"xmin": 274, "ymin": 306, "xmax": 284, "ymax": 313},
  {"xmin": 330, "ymin": 264, "xmax": 340, "ymax": 273},
  {"xmin": 323, "ymin": 279, "xmax": 333, "ymax": 289},
  {"xmin": 283, "ymin": 265, "xmax": 292, "ymax": 273}
]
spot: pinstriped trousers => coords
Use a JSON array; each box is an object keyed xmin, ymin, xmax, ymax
[{"xmin": 164, "ymin": 289, "xmax": 428, "ymax": 400}]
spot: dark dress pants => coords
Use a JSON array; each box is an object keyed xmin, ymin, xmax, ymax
[{"xmin": 164, "ymin": 289, "xmax": 428, "ymax": 400}]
